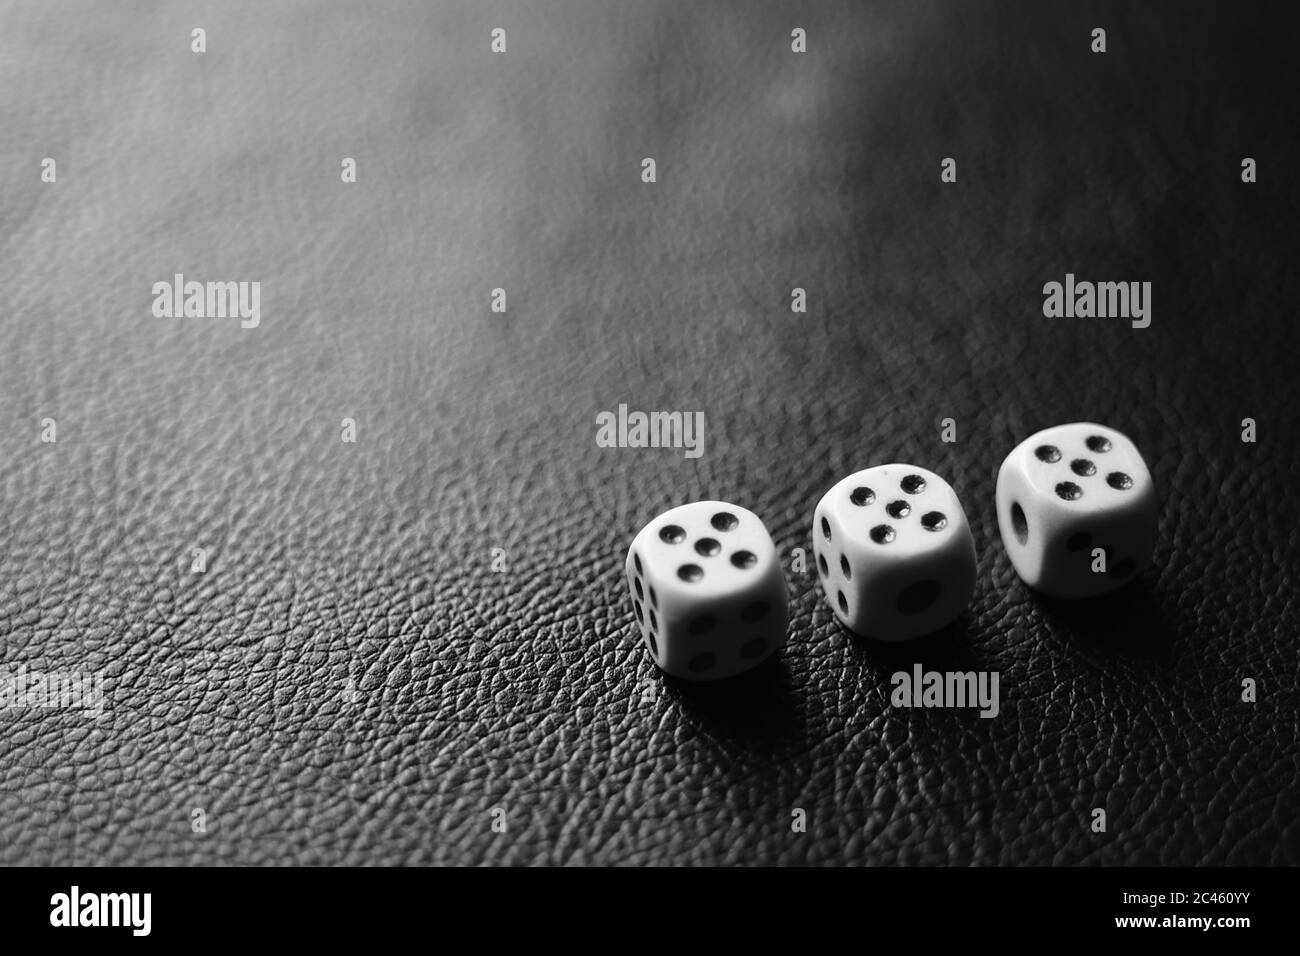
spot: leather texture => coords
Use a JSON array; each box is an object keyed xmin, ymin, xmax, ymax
[{"xmin": 1, "ymin": 0, "xmax": 1297, "ymax": 866}]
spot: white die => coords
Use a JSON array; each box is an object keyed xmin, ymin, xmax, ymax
[
  {"xmin": 625, "ymin": 501, "xmax": 789, "ymax": 681},
  {"xmin": 813, "ymin": 465, "xmax": 976, "ymax": 641},
  {"xmin": 995, "ymin": 422, "xmax": 1156, "ymax": 598}
]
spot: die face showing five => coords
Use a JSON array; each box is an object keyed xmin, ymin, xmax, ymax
[
  {"xmin": 996, "ymin": 422, "xmax": 1157, "ymax": 598},
  {"xmin": 814, "ymin": 464, "xmax": 976, "ymax": 641},
  {"xmin": 625, "ymin": 501, "xmax": 789, "ymax": 681}
]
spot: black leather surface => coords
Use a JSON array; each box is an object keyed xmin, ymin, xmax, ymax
[{"xmin": 1, "ymin": 1, "xmax": 1297, "ymax": 865}]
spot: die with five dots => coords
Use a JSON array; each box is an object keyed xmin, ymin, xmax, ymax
[
  {"xmin": 625, "ymin": 501, "xmax": 789, "ymax": 681},
  {"xmin": 813, "ymin": 464, "xmax": 976, "ymax": 641},
  {"xmin": 995, "ymin": 422, "xmax": 1156, "ymax": 598}
]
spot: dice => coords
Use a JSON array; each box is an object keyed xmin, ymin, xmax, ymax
[
  {"xmin": 813, "ymin": 465, "xmax": 976, "ymax": 641},
  {"xmin": 625, "ymin": 501, "xmax": 789, "ymax": 681},
  {"xmin": 995, "ymin": 422, "xmax": 1156, "ymax": 598}
]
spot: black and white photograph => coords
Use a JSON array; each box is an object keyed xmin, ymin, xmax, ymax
[{"xmin": 0, "ymin": 0, "xmax": 1295, "ymax": 940}]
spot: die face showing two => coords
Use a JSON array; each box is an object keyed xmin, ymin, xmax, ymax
[
  {"xmin": 814, "ymin": 464, "xmax": 976, "ymax": 641},
  {"xmin": 625, "ymin": 501, "xmax": 789, "ymax": 681},
  {"xmin": 996, "ymin": 422, "xmax": 1157, "ymax": 598}
]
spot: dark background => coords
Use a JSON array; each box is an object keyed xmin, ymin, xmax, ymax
[{"xmin": 1, "ymin": 0, "xmax": 1296, "ymax": 865}]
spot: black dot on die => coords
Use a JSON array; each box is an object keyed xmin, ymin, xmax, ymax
[
  {"xmin": 840, "ymin": 554, "xmax": 851, "ymax": 579},
  {"xmin": 634, "ymin": 600, "xmax": 643, "ymax": 622},
  {"xmin": 688, "ymin": 614, "xmax": 715, "ymax": 635},
  {"xmin": 1071, "ymin": 459, "xmax": 1096, "ymax": 477},
  {"xmin": 1010, "ymin": 502, "xmax": 1029, "ymax": 545},
  {"xmin": 896, "ymin": 580, "xmax": 942, "ymax": 614},
  {"xmin": 730, "ymin": 550, "xmax": 757, "ymax": 569},
  {"xmin": 694, "ymin": 537, "xmax": 721, "ymax": 557},
  {"xmin": 648, "ymin": 586, "xmax": 658, "ymax": 608},
  {"xmin": 1086, "ymin": 435, "xmax": 1112, "ymax": 453},
  {"xmin": 1055, "ymin": 482, "xmax": 1083, "ymax": 501},
  {"xmin": 648, "ymin": 610, "xmax": 658, "ymax": 632},
  {"xmin": 837, "ymin": 590, "xmax": 848, "ymax": 614},
  {"xmin": 817, "ymin": 553, "xmax": 829, "ymax": 577},
  {"xmin": 633, "ymin": 553, "xmax": 643, "ymax": 574},
  {"xmin": 885, "ymin": 500, "xmax": 910, "ymax": 519},
  {"xmin": 1035, "ymin": 444, "xmax": 1061, "ymax": 463},
  {"xmin": 659, "ymin": 525, "xmax": 686, "ymax": 544},
  {"xmin": 920, "ymin": 511, "xmax": 947, "ymax": 531},
  {"xmin": 711, "ymin": 512, "xmax": 739, "ymax": 532},
  {"xmin": 740, "ymin": 639, "xmax": 768, "ymax": 660},
  {"xmin": 677, "ymin": 564, "xmax": 704, "ymax": 582},
  {"xmin": 634, "ymin": 578, "xmax": 644, "ymax": 600},
  {"xmin": 688, "ymin": 652, "xmax": 716, "ymax": 674},
  {"xmin": 820, "ymin": 517, "xmax": 832, "ymax": 541},
  {"xmin": 900, "ymin": 474, "xmax": 927, "ymax": 494},
  {"xmin": 1065, "ymin": 531, "xmax": 1092, "ymax": 552},
  {"xmin": 850, "ymin": 487, "xmax": 875, "ymax": 506},
  {"xmin": 741, "ymin": 601, "xmax": 769, "ymax": 622},
  {"xmin": 870, "ymin": 525, "xmax": 895, "ymax": 544},
  {"xmin": 647, "ymin": 632, "xmax": 659, "ymax": 658},
  {"xmin": 1107, "ymin": 472, "xmax": 1134, "ymax": 490}
]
